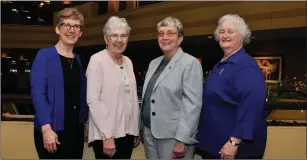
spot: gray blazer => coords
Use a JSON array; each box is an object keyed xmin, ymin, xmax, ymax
[{"xmin": 141, "ymin": 47, "xmax": 203, "ymax": 145}]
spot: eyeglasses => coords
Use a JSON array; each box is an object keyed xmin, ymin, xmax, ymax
[
  {"xmin": 60, "ymin": 23, "xmax": 82, "ymax": 31},
  {"xmin": 108, "ymin": 34, "xmax": 129, "ymax": 41},
  {"xmin": 157, "ymin": 31, "xmax": 178, "ymax": 38}
]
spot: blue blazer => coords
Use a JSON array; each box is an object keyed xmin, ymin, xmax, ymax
[
  {"xmin": 30, "ymin": 46, "xmax": 88, "ymax": 131},
  {"xmin": 196, "ymin": 48, "xmax": 267, "ymax": 158}
]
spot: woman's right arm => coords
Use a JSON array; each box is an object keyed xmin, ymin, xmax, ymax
[
  {"xmin": 86, "ymin": 55, "xmax": 110, "ymax": 140},
  {"xmin": 31, "ymin": 50, "xmax": 59, "ymax": 153},
  {"xmin": 30, "ymin": 50, "xmax": 52, "ymax": 127}
]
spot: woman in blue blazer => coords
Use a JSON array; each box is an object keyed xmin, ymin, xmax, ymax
[
  {"xmin": 30, "ymin": 8, "xmax": 88, "ymax": 159},
  {"xmin": 196, "ymin": 14, "xmax": 267, "ymax": 159}
]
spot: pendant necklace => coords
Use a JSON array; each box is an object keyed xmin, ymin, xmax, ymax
[{"xmin": 67, "ymin": 58, "xmax": 74, "ymax": 69}]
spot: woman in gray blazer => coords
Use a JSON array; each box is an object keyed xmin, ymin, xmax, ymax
[{"xmin": 140, "ymin": 16, "xmax": 203, "ymax": 160}]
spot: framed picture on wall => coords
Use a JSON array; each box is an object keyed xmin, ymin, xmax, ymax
[{"xmin": 253, "ymin": 56, "xmax": 283, "ymax": 83}]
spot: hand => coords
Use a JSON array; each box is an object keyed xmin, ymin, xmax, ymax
[
  {"xmin": 103, "ymin": 137, "xmax": 116, "ymax": 157},
  {"xmin": 173, "ymin": 141, "xmax": 185, "ymax": 159},
  {"xmin": 133, "ymin": 136, "xmax": 141, "ymax": 148},
  {"xmin": 219, "ymin": 141, "xmax": 239, "ymax": 159},
  {"xmin": 41, "ymin": 124, "xmax": 60, "ymax": 153}
]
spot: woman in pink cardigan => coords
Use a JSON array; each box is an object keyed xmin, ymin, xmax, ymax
[{"xmin": 86, "ymin": 16, "xmax": 140, "ymax": 159}]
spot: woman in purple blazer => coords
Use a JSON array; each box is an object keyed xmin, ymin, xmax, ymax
[
  {"xmin": 30, "ymin": 8, "xmax": 88, "ymax": 159},
  {"xmin": 196, "ymin": 14, "xmax": 267, "ymax": 159}
]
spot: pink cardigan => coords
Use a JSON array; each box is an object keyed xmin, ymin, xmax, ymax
[{"xmin": 86, "ymin": 49, "xmax": 140, "ymax": 143}]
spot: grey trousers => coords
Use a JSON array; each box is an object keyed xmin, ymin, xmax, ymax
[{"xmin": 143, "ymin": 127, "xmax": 195, "ymax": 160}]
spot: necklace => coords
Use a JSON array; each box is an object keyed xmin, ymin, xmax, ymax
[
  {"xmin": 67, "ymin": 58, "xmax": 74, "ymax": 69},
  {"xmin": 107, "ymin": 50, "xmax": 123, "ymax": 65}
]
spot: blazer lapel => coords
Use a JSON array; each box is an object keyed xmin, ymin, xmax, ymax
[
  {"xmin": 152, "ymin": 47, "xmax": 184, "ymax": 92},
  {"xmin": 142, "ymin": 57, "xmax": 163, "ymax": 98}
]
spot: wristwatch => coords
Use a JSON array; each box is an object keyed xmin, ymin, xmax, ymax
[{"xmin": 229, "ymin": 139, "xmax": 241, "ymax": 146}]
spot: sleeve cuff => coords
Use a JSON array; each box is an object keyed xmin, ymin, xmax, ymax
[
  {"xmin": 101, "ymin": 133, "xmax": 112, "ymax": 140},
  {"xmin": 175, "ymin": 133, "xmax": 198, "ymax": 145},
  {"xmin": 232, "ymin": 128, "xmax": 253, "ymax": 141},
  {"xmin": 39, "ymin": 119, "xmax": 52, "ymax": 128}
]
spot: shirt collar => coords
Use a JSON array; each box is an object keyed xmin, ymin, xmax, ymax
[{"xmin": 220, "ymin": 47, "xmax": 246, "ymax": 64}]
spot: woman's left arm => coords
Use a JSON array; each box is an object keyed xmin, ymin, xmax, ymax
[
  {"xmin": 219, "ymin": 67, "xmax": 266, "ymax": 159},
  {"xmin": 174, "ymin": 58, "xmax": 203, "ymax": 145},
  {"xmin": 232, "ymin": 67, "xmax": 266, "ymax": 141}
]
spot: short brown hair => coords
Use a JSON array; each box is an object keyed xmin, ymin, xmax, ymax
[{"xmin": 55, "ymin": 7, "xmax": 84, "ymax": 27}]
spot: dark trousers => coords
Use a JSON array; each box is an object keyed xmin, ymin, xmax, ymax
[
  {"xmin": 92, "ymin": 135, "xmax": 135, "ymax": 159},
  {"xmin": 198, "ymin": 149, "xmax": 264, "ymax": 159},
  {"xmin": 34, "ymin": 125, "xmax": 84, "ymax": 159}
]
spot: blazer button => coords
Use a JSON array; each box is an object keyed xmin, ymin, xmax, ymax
[
  {"xmin": 152, "ymin": 112, "xmax": 156, "ymax": 116},
  {"xmin": 151, "ymin": 99, "xmax": 155, "ymax": 103}
]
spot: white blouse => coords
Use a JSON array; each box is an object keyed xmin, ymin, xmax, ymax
[
  {"xmin": 115, "ymin": 64, "xmax": 132, "ymax": 135},
  {"xmin": 116, "ymin": 64, "xmax": 131, "ymax": 103}
]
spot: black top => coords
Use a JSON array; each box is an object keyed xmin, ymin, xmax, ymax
[
  {"xmin": 59, "ymin": 54, "xmax": 81, "ymax": 131},
  {"xmin": 142, "ymin": 59, "xmax": 170, "ymax": 129}
]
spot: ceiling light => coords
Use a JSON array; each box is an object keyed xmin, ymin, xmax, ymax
[
  {"xmin": 26, "ymin": 16, "xmax": 31, "ymax": 19},
  {"xmin": 40, "ymin": 2, "xmax": 44, "ymax": 7},
  {"xmin": 11, "ymin": 8, "xmax": 18, "ymax": 12},
  {"xmin": 208, "ymin": 36, "xmax": 213, "ymax": 39},
  {"xmin": 63, "ymin": 1, "xmax": 71, "ymax": 5},
  {"xmin": 1, "ymin": 52, "xmax": 8, "ymax": 58}
]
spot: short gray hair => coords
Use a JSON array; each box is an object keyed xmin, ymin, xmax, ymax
[
  {"xmin": 157, "ymin": 16, "xmax": 184, "ymax": 37},
  {"xmin": 214, "ymin": 14, "xmax": 251, "ymax": 45},
  {"xmin": 103, "ymin": 16, "xmax": 131, "ymax": 36}
]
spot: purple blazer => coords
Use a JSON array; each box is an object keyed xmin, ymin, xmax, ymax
[
  {"xmin": 196, "ymin": 48, "xmax": 267, "ymax": 158},
  {"xmin": 30, "ymin": 46, "xmax": 88, "ymax": 131}
]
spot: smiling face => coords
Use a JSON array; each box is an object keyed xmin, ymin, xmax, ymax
[
  {"xmin": 56, "ymin": 18, "xmax": 82, "ymax": 46},
  {"xmin": 157, "ymin": 26, "xmax": 183, "ymax": 54},
  {"xmin": 218, "ymin": 20, "xmax": 243, "ymax": 54},
  {"xmin": 104, "ymin": 28, "xmax": 128, "ymax": 56}
]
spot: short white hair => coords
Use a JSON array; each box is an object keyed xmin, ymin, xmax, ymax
[
  {"xmin": 214, "ymin": 14, "xmax": 251, "ymax": 45},
  {"xmin": 157, "ymin": 16, "xmax": 184, "ymax": 37},
  {"xmin": 103, "ymin": 16, "xmax": 131, "ymax": 36}
]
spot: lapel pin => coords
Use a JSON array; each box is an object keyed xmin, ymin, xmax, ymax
[{"xmin": 219, "ymin": 68, "xmax": 224, "ymax": 74}]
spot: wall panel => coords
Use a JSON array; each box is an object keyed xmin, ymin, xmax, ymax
[{"xmin": 1, "ymin": 1, "xmax": 306, "ymax": 48}]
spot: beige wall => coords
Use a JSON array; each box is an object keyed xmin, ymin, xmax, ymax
[
  {"xmin": 1, "ymin": 121, "xmax": 306, "ymax": 159},
  {"xmin": 1, "ymin": 1, "xmax": 306, "ymax": 49}
]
